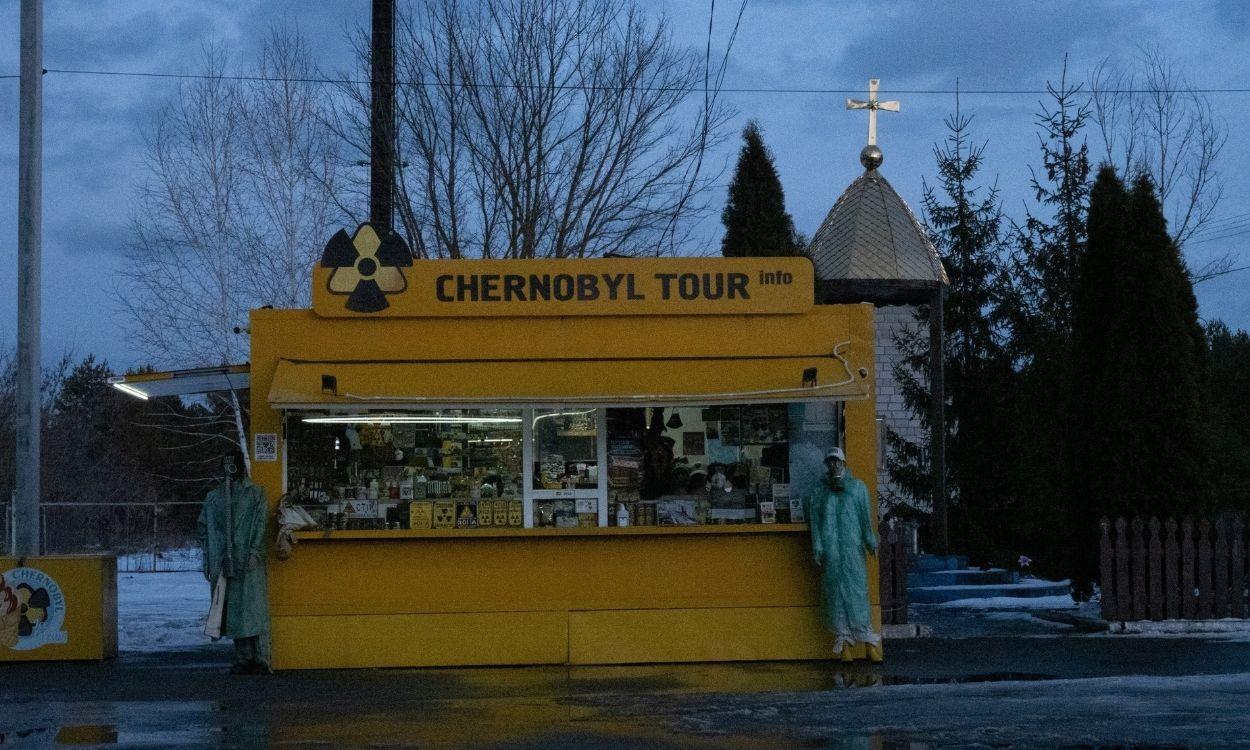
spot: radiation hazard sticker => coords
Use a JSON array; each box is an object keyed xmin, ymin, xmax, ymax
[{"xmin": 321, "ymin": 223, "xmax": 413, "ymax": 313}]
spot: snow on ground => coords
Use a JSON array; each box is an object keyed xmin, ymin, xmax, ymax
[
  {"xmin": 117, "ymin": 552, "xmax": 227, "ymax": 653},
  {"xmin": 912, "ymin": 599, "xmax": 1104, "ymax": 638},
  {"xmin": 1104, "ymin": 619, "xmax": 1250, "ymax": 641},
  {"xmin": 935, "ymin": 593, "xmax": 1079, "ymax": 609},
  {"xmin": 118, "ymin": 547, "xmax": 204, "ymax": 573}
]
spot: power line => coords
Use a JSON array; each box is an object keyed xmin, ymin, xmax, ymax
[
  {"xmin": 1192, "ymin": 218, "xmax": 1250, "ymax": 239},
  {"xmin": 1190, "ymin": 226, "xmax": 1250, "ymax": 245},
  {"xmin": 1197, "ymin": 210, "xmax": 1250, "ymax": 228},
  {"xmin": 12, "ymin": 66, "xmax": 1250, "ymax": 96},
  {"xmin": 1192, "ymin": 220, "xmax": 1250, "ymax": 240}
]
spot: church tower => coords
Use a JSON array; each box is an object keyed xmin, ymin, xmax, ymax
[{"xmin": 808, "ymin": 80, "xmax": 950, "ymax": 545}]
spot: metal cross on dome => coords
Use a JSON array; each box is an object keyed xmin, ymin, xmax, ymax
[{"xmin": 846, "ymin": 79, "xmax": 899, "ymax": 146}]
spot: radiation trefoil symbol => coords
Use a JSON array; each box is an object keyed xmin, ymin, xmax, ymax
[{"xmin": 321, "ymin": 224, "xmax": 413, "ymax": 313}]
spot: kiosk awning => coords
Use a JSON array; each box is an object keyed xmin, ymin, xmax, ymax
[
  {"xmin": 267, "ymin": 350, "xmax": 868, "ymax": 409},
  {"xmin": 109, "ymin": 364, "xmax": 250, "ymax": 400}
]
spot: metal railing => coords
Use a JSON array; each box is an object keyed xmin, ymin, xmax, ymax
[{"xmin": 2, "ymin": 501, "xmax": 204, "ymax": 572}]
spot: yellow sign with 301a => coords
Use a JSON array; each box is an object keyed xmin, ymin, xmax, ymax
[{"xmin": 312, "ymin": 244, "xmax": 814, "ymax": 318}]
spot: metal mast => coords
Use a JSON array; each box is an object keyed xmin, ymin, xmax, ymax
[
  {"xmin": 370, "ymin": 0, "xmax": 396, "ymax": 229},
  {"xmin": 14, "ymin": 0, "xmax": 44, "ymax": 556}
]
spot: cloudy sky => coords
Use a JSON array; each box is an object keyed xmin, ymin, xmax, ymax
[{"xmin": 2, "ymin": 0, "xmax": 1248, "ymax": 370}]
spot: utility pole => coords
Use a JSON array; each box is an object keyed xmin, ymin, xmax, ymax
[
  {"xmin": 370, "ymin": 0, "xmax": 396, "ymax": 229},
  {"xmin": 14, "ymin": 0, "xmax": 43, "ymax": 557}
]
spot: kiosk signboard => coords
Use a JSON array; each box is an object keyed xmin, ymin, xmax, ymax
[{"xmin": 313, "ymin": 227, "xmax": 814, "ymax": 318}]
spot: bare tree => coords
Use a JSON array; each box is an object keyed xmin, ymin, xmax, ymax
[
  {"xmin": 328, "ymin": 0, "xmax": 733, "ymax": 259},
  {"xmin": 122, "ymin": 28, "xmax": 343, "ymax": 472},
  {"xmin": 1089, "ymin": 47, "xmax": 1230, "ymax": 280}
]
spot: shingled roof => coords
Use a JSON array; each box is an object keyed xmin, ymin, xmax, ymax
[{"xmin": 808, "ymin": 167, "xmax": 948, "ymax": 286}]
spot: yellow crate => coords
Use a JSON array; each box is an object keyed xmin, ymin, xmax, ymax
[{"xmin": 477, "ymin": 500, "xmax": 494, "ymax": 527}]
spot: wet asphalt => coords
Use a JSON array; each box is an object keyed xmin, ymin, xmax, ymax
[{"xmin": 4, "ymin": 625, "xmax": 1250, "ymax": 748}]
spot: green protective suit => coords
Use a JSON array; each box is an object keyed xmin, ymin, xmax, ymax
[
  {"xmin": 807, "ymin": 468, "xmax": 879, "ymax": 652},
  {"xmin": 198, "ymin": 477, "xmax": 271, "ymax": 665}
]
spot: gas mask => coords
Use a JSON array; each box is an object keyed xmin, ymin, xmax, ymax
[{"xmin": 826, "ymin": 458, "xmax": 846, "ymax": 488}]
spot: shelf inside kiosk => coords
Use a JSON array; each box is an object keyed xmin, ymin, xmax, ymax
[{"xmin": 283, "ymin": 402, "xmax": 844, "ymax": 536}]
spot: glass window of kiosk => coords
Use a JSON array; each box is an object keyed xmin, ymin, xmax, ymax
[
  {"xmin": 603, "ymin": 403, "xmax": 843, "ymax": 527},
  {"xmin": 285, "ymin": 410, "xmax": 525, "ymax": 530},
  {"xmin": 526, "ymin": 408, "xmax": 607, "ymax": 528},
  {"xmin": 283, "ymin": 402, "xmax": 841, "ymax": 532}
]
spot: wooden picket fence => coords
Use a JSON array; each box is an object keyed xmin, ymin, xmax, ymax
[
  {"xmin": 878, "ymin": 518, "xmax": 911, "ymax": 625},
  {"xmin": 1100, "ymin": 515, "xmax": 1249, "ymax": 622}
]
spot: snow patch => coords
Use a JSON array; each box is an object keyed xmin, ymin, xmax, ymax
[
  {"xmin": 934, "ymin": 594, "xmax": 1078, "ymax": 609},
  {"xmin": 1109, "ymin": 619, "xmax": 1250, "ymax": 640},
  {"xmin": 118, "ymin": 547, "xmax": 204, "ymax": 573},
  {"xmin": 916, "ymin": 577, "xmax": 1069, "ymax": 592},
  {"xmin": 117, "ymin": 553, "xmax": 227, "ymax": 653}
]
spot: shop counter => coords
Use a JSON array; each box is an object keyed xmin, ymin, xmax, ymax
[{"xmin": 271, "ymin": 522, "xmax": 878, "ymax": 669}]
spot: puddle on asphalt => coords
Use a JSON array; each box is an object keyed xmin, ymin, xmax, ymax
[
  {"xmin": 0, "ymin": 725, "xmax": 117, "ymax": 746},
  {"xmin": 54, "ymin": 725, "xmax": 118, "ymax": 745}
]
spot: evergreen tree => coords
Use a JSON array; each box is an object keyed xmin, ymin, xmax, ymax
[
  {"xmin": 1007, "ymin": 64, "xmax": 1092, "ymax": 348},
  {"xmin": 720, "ymin": 121, "xmax": 800, "ymax": 257},
  {"xmin": 887, "ymin": 108, "xmax": 1015, "ymax": 560},
  {"xmin": 1071, "ymin": 168, "xmax": 1210, "ymax": 584},
  {"xmin": 1207, "ymin": 321, "xmax": 1250, "ymax": 513},
  {"xmin": 999, "ymin": 65, "xmax": 1093, "ymax": 584}
]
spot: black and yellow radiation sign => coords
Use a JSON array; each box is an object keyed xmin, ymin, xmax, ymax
[{"xmin": 320, "ymin": 224, "xmax": 414, "ymax": 313}]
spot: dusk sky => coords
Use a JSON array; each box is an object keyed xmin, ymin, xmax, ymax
[{"xmin": 2, "ymin": 0, "xmax": 1249, "ymax": 370}]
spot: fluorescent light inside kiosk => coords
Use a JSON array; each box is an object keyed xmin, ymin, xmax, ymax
[
  {"xmin": 300, "ymin": 415, "xmax": 522, "ymax": 425},
  {"xmin": 111, "ymin": 382, "xmax": 151, "ymax": 400}
]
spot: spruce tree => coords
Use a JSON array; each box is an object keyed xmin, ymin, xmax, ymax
[
  {"xmin": 720, "ymin": 121, "xmax": 799, "ymax": 257},
  {"xmin": 1000, "ymin": 65, "xmax": 1093, "ymax": 585},
  {"xmin": 1207, "ymin": 322, "xmax": 1250, "ymax": 513},
  {"xmin": 1071, "ymin": 168, "xmax": 1210, "ymax": 584},
  {"xmin": 887, "ymin": 108, "xmax": 1015, "ymax": 560}
]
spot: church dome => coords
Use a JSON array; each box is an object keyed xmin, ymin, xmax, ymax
[{"xmin": 808, "ymin": 165, "xmax": 947, "ymax": 287}]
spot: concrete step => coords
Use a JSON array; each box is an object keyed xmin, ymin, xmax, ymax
[
  {"xmin": 907, "ymin": 568, "xmax": 1020, "ymax": 588},
  {"xmin": 911, "ymin": 554, "xmax": 970, "ymax": 573},
  {"xmin": 909, "ymin": 578, "xmax": 1072, "ymax": 604}
]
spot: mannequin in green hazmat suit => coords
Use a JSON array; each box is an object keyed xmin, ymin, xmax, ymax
[
  {"xmin": 198, "ymin": 465, "xmax": 272, "ymax": 674},
  {"xmin": 807, "ymin": 446, "xmax": 881, "ymax": 662}
]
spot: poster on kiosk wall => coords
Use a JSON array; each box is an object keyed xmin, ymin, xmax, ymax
[{"xmin": 1, "ymin": 556, "xmax": 117, "ymax": 662}]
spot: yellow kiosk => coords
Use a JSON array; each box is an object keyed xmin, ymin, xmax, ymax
[{"xmin": 248, "ymin": 234, "xmax": 879, "ymax": 670}]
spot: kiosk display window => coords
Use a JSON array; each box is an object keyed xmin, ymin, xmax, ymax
[
  {"xmin": 285, "ymin": 410, "xmax": 524, "ymax": 531},
  {"xmin": 282, "ymin": 402, "xmax": 842, "ymax": 532}
]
